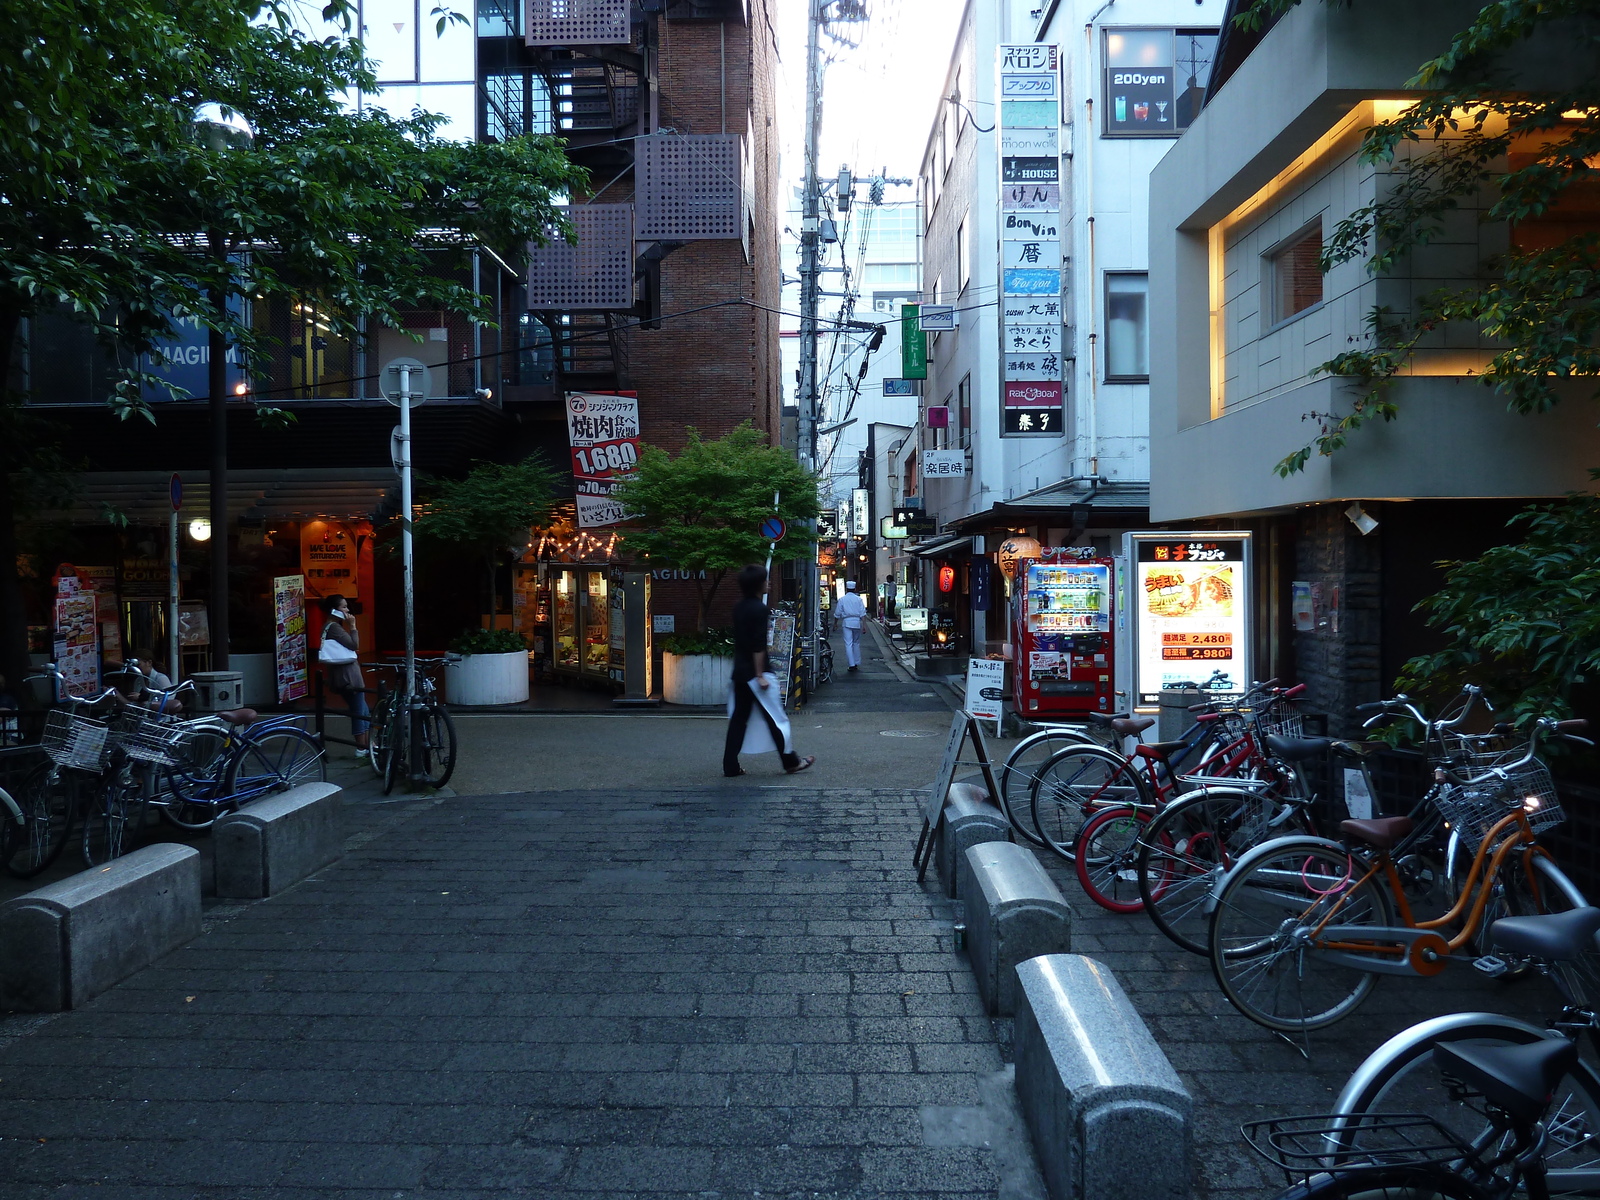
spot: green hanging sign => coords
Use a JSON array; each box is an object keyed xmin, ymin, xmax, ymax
[{"xmin": 901, "ymin": 304, "xmax": 928, "ymax": 380}]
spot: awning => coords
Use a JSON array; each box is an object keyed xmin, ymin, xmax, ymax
[
  {"xmin": 907, "ymin": 532, "xmax": 978, "ymax": 559},
  {"xmin": 943, "ymin": 478, "xmax": 1150, "ymax": 535},
  {"xmin": 40, "ymin": 469, "xmax": 399, "ymax": 527}
]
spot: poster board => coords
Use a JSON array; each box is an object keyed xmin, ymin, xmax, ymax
[
  {"xmin": 1125, "ymin": 532, "xmax": 1252, "ymax": 708},
  {"xmin": 964, "ymin": 658, "xmax": 1006, "ymax": 736},
  {"xmin": 52, "ymin": 570, "xmax": 101, "ymax": 699},
  {"xmin": 565, "ymin": 391, "xmax": 640, "ymax": 528},
  {"xmin": 914, "ymin": 711, "xmax": 1003, "ymax": 877},
  {"xmin": 273, "ymin": 575, "xmax": 309, "ymax": 702},
  {"xmin": 767, "ymin": 610, "xmax": 796, "ymax": 711},
  {"xmin": 77, "ymin": 566, "xmax": 121, "ymax": 664}
]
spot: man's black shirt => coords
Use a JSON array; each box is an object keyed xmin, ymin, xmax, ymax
[{"xmin": 731, "ymin": 596, "xmax": 768, "ymax": 683}]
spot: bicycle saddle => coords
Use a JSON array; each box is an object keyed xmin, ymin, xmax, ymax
[
  {"xmin": 1490, "ymin": 907, "xmax": 1600, "ymax": 962},
  {"xmin": 1339, "ymin": 816, "xmax": 1414, "ymax": 850},
  {"xmin": 1087, "ymin": 713, "xmax": 1155, "ymax": 737},
  {"xmin": 217, "ymin": 708, "xmax": 258, "ymax": 725},
  {"xmin": 1265, "ymin": 734, "xmax": 1332, "ymax": 761},
  {"xmin": 1431, "ymin": 1037, "xmax": 1578, "ymax": 1125}
]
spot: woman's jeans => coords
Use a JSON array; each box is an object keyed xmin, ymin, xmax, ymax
[{"xmin": 336, "ymin": 687, "xmax": 370, "ymax": 737}]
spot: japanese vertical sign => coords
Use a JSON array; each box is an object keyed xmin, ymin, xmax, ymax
[
  {"xmin": 273, "ymin": 574, "xmax": 309, "ymax": 702},
  {"xmin": 901, "ymin": 304, "xmax": 928, "ymax": 379},
  {"xmin": 999, "ymin": 43, "xmax": 1065, "ymax": 437},
  {"xmin": 565, "ymin": 391, "xmax": 640, "ymax": 528}
]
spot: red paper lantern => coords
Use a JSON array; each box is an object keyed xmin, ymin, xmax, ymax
[{"xmin": 938, "ymin": 565, "xmax": 956, "ymax": 593}]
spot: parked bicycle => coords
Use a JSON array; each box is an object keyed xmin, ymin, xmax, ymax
[
  {"xmin": 368, "ymin": 657, "xmax": 457, "ymax": 794},
  {"xmin": 1206, "ymin": 709, "xmax": 1591, "ymax": 1034}
]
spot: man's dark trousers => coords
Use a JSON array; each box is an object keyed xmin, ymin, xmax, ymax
[{"xmin": 724, "ymin": 680, "xmax": 800, "ymax": 775}]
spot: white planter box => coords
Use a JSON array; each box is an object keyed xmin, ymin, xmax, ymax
[
  {"xmin": 662, "ymin": 653, "xmax": 733, "ymax": 706},
  {"xmin": 445, "ymin": 650, "xmax": 530, "ymax": 706}
]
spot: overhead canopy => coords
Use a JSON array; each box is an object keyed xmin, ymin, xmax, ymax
[
  {"xmin": 906, "ymin": 532, "xmax": 978, "ymax": 559},
  {"xmin": 46, "ymin": 469, "xmax": 398, "ymax": 527},
  {"xmin": 942, "ymin": 479, "xmax": 1150, "ymax": 535}
]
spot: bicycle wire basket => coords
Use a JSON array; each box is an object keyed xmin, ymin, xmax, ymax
[
  {"xmin": 1433, "ymin": 758, "xmax": 1565, "ymax": 843},
  {"xmin": 1252, "ymin": 695, "xmax": 1306, "ymax": 739},
  {"xmin": 109, "ymin": 712, "xmax": 203, "ymax": 768},
  {"xmin": 1242, "ymin": 1112, "xmax": 1478, "ymax": 1185},
  {"xmin": 40, "ymin": 708, "xmax": 111, "ymax": 770}
]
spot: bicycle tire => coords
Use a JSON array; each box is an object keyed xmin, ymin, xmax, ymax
[
  {"xmin": 1208, "ymin": 836, "xmax": 1394, "ymax": 1033},
  {"xmin": 414, "ymin": 700, "xmax": 457, "ymax": 789},
  {"xmin": 1139, "ymin": 786, "xmax": 1307, "ymax": 955},
  {"xmin": 223, "ymin": 726, "xmax": 326, "ymax": 800},
  {"xmin": 1331, "ymin": 1011, "xmax": 1600, "ymax": 1196},
  {"xmin": 382, "ymin": 706, "xmax": 404, "ymax": 795},
  {"xmin": 1270, "ymin": 1164, "xmax": 1491, "ymax": 1200},
  {"xmin": 2, "ymin": 766, "xmax": 78, "ymax": 879},
  {"xmin": 1075, "ymin": 806, "xmax": 1158, "ymax": 912},
  {"xmin": 999, "ymin": 729, "xmax": 1098, "ymax": 845},
  {"xmin": 368, "ymin": 692, "xmax": 395, "ymax": 779},
  {"xmin": 81, "ymin": 768, "xmax": 143, "ymax": 867},
  {"xmin": 158, "ymin": 726, "xmax": 235, "ymax": 830},
  {"xmin": 1028, "ymin": 745, "xmax": 1149, "ymax": 863}
]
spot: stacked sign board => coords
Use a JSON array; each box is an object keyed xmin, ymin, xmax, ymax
[{"xmin": 998, "ymin": 44, "xmax": 1064, "ymax": 438}]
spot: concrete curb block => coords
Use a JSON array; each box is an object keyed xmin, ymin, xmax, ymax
[
  {"xmin": 1014, "ymin": 954, "xmax": 1193, "ymax": 1200},
  {"xmin": 0, "ymin": 844, "xmax": 202, "ymax": 1012},
  {"xmin": 214, "ymin": 781, "xmax": 343, "ymax": 899},
  {"xmin": 959, "ymin": 840, "xmax": 1073, "ymax": 1016},
  {"xmin": 935, "ymin": 782, "xmax": 1012, "ymax": 900}
]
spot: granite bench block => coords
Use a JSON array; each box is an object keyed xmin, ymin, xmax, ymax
[
  {"xmin": 214, "ymin": 781, "xmax": 342, "ymax": 899},
  {"xmin": 0, "ymin": 843, "xmax": 202, "ymax": 1011},
  {"xmin": 1014, "ymin": 953, "xmax": 1193, "ymax": 1200},
  {"xmin": 934, "ymin": 781, "xmax": 1012, "ymax": 900},
  {"xmin": 958, "ymin": 840, "xmax": 1072, "ymax": 1015}
]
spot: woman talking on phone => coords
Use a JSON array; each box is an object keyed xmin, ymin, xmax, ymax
[{"xmin": 318, "ymin": 594, "xmax": 369, "ymax": 750}]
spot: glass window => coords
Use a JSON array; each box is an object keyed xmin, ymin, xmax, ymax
[
  {"xmin": 1266, "ymin": 219, "xmax": 1323, "ymax": 326},
  {"xmin": 864, "ymin": 262, "xmax": 917, "ymax": 285},
  {"xmin": 957, "ymin": 216, "xmax": 970, "ymax": 294},
  {"xmin": 869, "ymin": 205, "xmax": 920, "ymax": 244},
  {"xmin": 1102, "ymin": 27, "xmax": 1216, "ymax": 138},
  {"xmin": 957, "ymin": 374, "xmax": 971, "ymax": 449},
  {"xmin": 1105, "ymin": 273, "xmax": 1149, "ymax": 380}
]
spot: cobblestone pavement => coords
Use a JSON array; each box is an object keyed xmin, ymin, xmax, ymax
[{"xmin": 0, "ymin": 784, "xmax": 1049, "ymax": 1199}]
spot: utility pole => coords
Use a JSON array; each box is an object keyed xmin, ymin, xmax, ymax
[{"xmin": 797, "ymin": 0, "xmax": 824, "ymax": 688}]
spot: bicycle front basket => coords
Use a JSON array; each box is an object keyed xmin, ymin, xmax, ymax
[
  {"xmin": 40, "ymin": 708, "xmax": 110, "ymax": 770},
  {"xmin": 109, "ymin": 712, "xmax": 200, "ymax": 768},
  {"xmin": 1434, "ymin": 760, "xmax": 1565, "ymax": 843}
]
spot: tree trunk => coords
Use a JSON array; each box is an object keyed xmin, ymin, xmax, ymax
[
  {"xmin": 693, "ymin": 576, "xmax": 708, "ymax": 632},
  {"xmin": 0, "ymin": 303, "xmax": 35, "ymax": 705}
]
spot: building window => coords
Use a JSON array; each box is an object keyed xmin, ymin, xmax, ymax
[
  {"xmin": 864, "ymin": 262, "xmax": 917, "ymax": 285},
  {"xmin": 1265, "ymin": 218, "xmax": 1323, "ymax": 328},
  {"xmin": 957, "ymin": 216, "xmax": 970, "ymax": 295},
  {"xmin": 1102, "ymin": 27, "xmax": 1217, "ymax": 138},
  {"xmin": 1104, "ymin": 272, "xmax": 1149, "ymax": 380},
  {"xmin": 957, "ymin": 373, "xmax": 971, "ymax": 449}
]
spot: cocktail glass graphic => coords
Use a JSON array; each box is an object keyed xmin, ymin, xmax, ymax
[{"xmin": 1156, "ymin": 101, "xmax": 1169, "ymax": 121}]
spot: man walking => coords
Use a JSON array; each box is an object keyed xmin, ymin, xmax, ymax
[
  {"xmin": 835, "ymin": 580, "xmax": 867, "ymax": 673},
  {"xmin": 724, "ymin": 564, "xmax": 814, "ymax": 778}
]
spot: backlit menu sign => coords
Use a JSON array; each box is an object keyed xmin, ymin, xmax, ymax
[
  {"xmin": 1105, "ymin": 67, "xmax": 1175, "ymax": 135},
  {"xmin": 998, "ymin": 44, "xmax": 1064, "ymax": 438},
  {"xmin": 1126, "ymin": 532, "xmax": 1252, "ymax": 707}
]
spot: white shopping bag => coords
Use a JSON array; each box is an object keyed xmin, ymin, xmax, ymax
[{"xmin": 726, "ymin": 673, "xmax": 794, "ymax": 755}]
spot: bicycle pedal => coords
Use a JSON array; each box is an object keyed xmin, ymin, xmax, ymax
[{"xmin": 1472, "ymin": 954, "xmax": 1510, "ymax": 978}]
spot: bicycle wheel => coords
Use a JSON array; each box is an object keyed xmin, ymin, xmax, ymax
[
  {"xmin": 2, "ymin": 766, "xmax": 77, "ymax": 879},
  {"xmin": 382, "ymin": 706, "xmax": 404, "ymax": 795},
  {"xmin": 1209, "ymin": 837, "xmax": 1394, "ymax": 1032},
  {"xmin": 81, "ymin": 769, "xmax": 144, "ymax": 867},
  {"xmin": 159, "ymin": 726, "xmax": 234, "ymax": 830},
  {"xmin": 414, "ymin": 701, "xmax": 457, "ymax": 789},
  {"xmin": 367, "ymin": 693, "xmax": 395, "ymax": 779},
  {"xmin": 1028, "ymin": 745, "xmax": 1148, "ymax": 863},
  {"xmin": 1272, "ymin": 1165, "xmax": 1492, "ymax": 1199},
  {"xmin": 1075, "ymin": 806, "xmax": 1159, "ymax": 913},
  {"xmin": 1332, "ymin": 1012, "xmax": 1600, "ymax": 1196},
  {"xmin": 999, "ymin": 729, "xmax": 1097, "ymax": 845},
  {"xmin": 223, "ymin": 726, "xmax": 326, "ymax": 800},
  {"xmin": 1140, "ymin": 787, "xmax": 1304, "ymax": 955}
]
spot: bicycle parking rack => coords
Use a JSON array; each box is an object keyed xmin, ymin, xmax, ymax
[
  {"xmin": 933, "ymin": 781, "xmax": 1012, "ymax": 900},
  {"xmin": 959, "ymin": 840, "xmax": 1073, "ymax": 1016}
]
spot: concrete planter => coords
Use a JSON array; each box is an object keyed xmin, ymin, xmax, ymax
[
  {"xmin": 662, "ymin": 653, "xmax": 733, "ymax": 706},
  {"xmin": 445, "ymin": 650, "xmax": 529, "ymax": 706}
]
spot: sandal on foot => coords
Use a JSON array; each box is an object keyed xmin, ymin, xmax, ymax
[{"xmin": 785, "ymin": 756, "xmax": 816, "ymax": 775}]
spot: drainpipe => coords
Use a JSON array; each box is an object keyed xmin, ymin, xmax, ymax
[{"xmin": 1083, "ymin": 1, "xmax": 1113, "ymax": 481}]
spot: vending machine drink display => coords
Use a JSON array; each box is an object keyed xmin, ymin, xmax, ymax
[{"xmin": 1011, "ymin": 551, "xmax": 1115, "ymax": 716}]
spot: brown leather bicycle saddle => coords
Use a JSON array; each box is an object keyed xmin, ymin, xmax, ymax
[
  {"xmin": 1339, "ymin": 815, "xmax": 1414, "ymax": 850},
  {"xmin": 218, "ymin": 708, "xmax": 258, "ymax": 725}
]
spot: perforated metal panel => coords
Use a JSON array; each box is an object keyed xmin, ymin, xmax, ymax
[
  {"xmin": 635, "ymin": 134, "xmax": 743, "ymax": 240},
  {"xmin": 525, "ymin": 0, "xmax": 631, "ymax": 45},
  {"xmin": 526, "ymin": 205, "xmax": 635, "ymax": 310}
]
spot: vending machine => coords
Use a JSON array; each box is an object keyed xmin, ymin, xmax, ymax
[{"xmin": 1011, "ymin": 550, "xmax": 1116, "ymax": 717}]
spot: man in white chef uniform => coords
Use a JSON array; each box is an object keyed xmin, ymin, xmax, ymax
[{"xmin": 834, "ymin": 580, "xmax": 867, "ymax": 672}]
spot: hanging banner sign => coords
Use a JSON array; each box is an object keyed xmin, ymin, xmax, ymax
[
  {"xmin": 1126, "ymin": 532, "xmax": 1253, "ymax": 707},
  {"xmin": 273, "ymin": 574, "xmax": 309, "ymax": 702},
  {"xmin": 565, "ymin": 391, "xmax": 640, "ymax": 528},
  {"xmin": 901, "ymin": 305, "xmax": 928, "ymax": 379}
]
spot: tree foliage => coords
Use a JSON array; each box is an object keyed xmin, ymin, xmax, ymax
[
  {"xmin": 1236, "ymin": 1, "xmax": 1600, "ymax": 476},
  {"xmin": 611, "ymin": 425, "xmax": 819, "ymax": 630},
  {"xmin": 1399, "ymin": 493, "xmax": 1600, "ymax": 723},
  {"xmin": 415, "ymin": 455, "xmax": 560, "ymax": 622}
]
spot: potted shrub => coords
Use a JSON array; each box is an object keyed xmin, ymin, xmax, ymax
[
  {"xmin": 611, "ymin": 424, "xmax": 818, "ymax": 705},
  {"xmin": 445, "ymin": 627, "xmax": 530, "ymax": 706},
  {"xmin": 657, "ymin": 628, "xmax": 735, "ymax": 706}
]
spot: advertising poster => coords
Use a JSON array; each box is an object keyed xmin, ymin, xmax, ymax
[
  {"xmin": 299, "ymin": 521, "xmax": 358, "ymax": 604},
  {"xmin": 565, "ymin": 391, "xmax": 640, "ymax": 528},
  {"xmin": 767, "ymin": 610, "xmax": 796, "ymax": 710},
  {"xmin": 273, "ymin": 575, "xmax": 309, "ymax": 702},
  {"xmin": 964, "ymin": 658, "xmax": 1006, "ymax": 735},
  {"xmin": 52, "ymin": 570, "xmax": 101, "ymax": 699},
  {"xmin": 76, "ymin": 565, "xmax": 121, "ymax": 664},
  {"xmin": 1129, "ymin": 535, "xmax": 1250, "ymax": 706}
]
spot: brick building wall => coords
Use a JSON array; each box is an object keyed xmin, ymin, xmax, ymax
[{"xmin": 1291, "ymin": 502, "xmax": 1383, "ymax": 736}]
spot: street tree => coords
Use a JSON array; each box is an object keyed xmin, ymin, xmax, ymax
[
  {"xmin": 0, "ymin": 0, "xmax": 586, "ymax": 695},
  {"xmin": 414, "ymin": 456, "xmax": 561, "ymax": 625},
  {"xmin": 612, "ymin": 425, "xmax": 819, "ymax": 631}
]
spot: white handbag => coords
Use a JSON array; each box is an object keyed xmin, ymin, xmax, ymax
[{"xmin": 318, "ymin": 636, "xmax": 357, "ymax": 665}]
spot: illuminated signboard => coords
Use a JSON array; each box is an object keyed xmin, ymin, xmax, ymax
[{"xmin": 1125, "ymin": 532, "xmax": 1252, "ymax": 707}]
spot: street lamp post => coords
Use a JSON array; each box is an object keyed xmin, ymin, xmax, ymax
[{"xmin": 192, "ymin": 102, "xmax": 255, "ymax": 672}]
